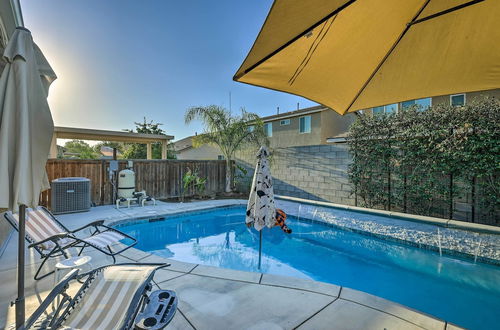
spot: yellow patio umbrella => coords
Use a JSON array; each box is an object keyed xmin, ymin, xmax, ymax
[{"xmin": 234, "ymin": 0, "xmax": 500, "ymax": 114}]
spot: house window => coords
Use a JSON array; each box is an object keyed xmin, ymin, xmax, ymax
[
  {"xmin": 299, "ymin": 116, "xmax": 311, "ymax": 133},
  {"xmin": 385, "ymin": 103, "xmax": 398, "ymax": 114},
  {"xmin": 217, "ymin": 155, "xmax": 225, "ymax": 160},
  {"xmin": 373, "ymin": 103, "xmax": 398, "ymax": 115},
  {"xmin": 402, "ymin": 98, "xmax": 431, "ymax": 111},
  {"xmin": 264, "ymin": 123, "xmax": 272, "ymax": 137},
  {"xmin": 280, "ymin": 119, "xmax": 290, "ymax": 126},
  {"xmin": 451, "ymin": 94, "xmax": 465, "ymax": 106},
  {"xmin": 247, "ymin": 125, "xmax": 255, "ymax": 132}
]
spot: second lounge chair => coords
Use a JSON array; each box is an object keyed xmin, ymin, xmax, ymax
[{"xmin": 4, "ymin": 206, "xmax": 137, "ymax": 280}]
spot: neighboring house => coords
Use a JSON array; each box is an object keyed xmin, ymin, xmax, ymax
[
  {"xmin": 365, "ymin": 89, "xmax": 500, "ymax": 115},
  {"xmin": 176, "ymin": 106, "xmax": 356, "ymax": 154},
  {"xmin": 256, "ymin": 105, "xmax": 356, "ymax": 148},
  {"xmin": 325, "ymin": 89, "xmax": 500, "ymax": 143},
  {"xmin": 56, "ymin": 145, "xmax": 66, "ymax": 158},
  {"xmin": 100, "ymin": 146, "xmax": 122, "ymax": 159},
  {"xmin": 173, "ymin": 135, "xmax": 224, "ymax": 160}
]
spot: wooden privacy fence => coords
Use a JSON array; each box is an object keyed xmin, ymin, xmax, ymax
[{"xmin": 40, "ymin": 159, "xmax": 227, "ymax": 209}]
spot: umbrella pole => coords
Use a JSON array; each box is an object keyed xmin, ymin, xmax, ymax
[
  {"xmin": 258, "ymin": 230, "xmax": 262, "ymax": 270},
  {"xmin": 16, "ymin": 204, "xmax": 26, "ymax": 329}
]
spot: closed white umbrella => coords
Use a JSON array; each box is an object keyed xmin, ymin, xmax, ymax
[
  {"xmin": 246, "ymin": 146, "xmax": 275, "ymax": 269},
  {"xmin": 0, "ymin": 27, "xmax": 56, "ymax": 328}
]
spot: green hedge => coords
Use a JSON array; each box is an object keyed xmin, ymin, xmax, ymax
[{"xmin": 347, "ymin": 97, "xmax": 499, "ymax": 225}]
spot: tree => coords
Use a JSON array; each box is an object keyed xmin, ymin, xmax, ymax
[
  {"xmin": 63, "ymin": 140, "xmax": 99, "ymax": 159},
  {"xmin": 122, "ymin": 118, "xmax": 175, "ymax": 159},
  {"xmin": 185, "ymin": 105, "xmax": 267, "ymax": 193}
]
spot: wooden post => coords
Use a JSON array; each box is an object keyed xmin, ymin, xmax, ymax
[
  {"xmin": 146, "ymin": 143, "xmax": 152, "ymax": 160},
  {"xmin": 49, "ymin": 134, "xmax": 58, "ymax": 158},
  {"xmin": 161, "ymin": 141, "xmax": 167, "ymax": 159},
  {"xmin": 100, "ymin": 160, "xmax": 106, "ymax": 206}
]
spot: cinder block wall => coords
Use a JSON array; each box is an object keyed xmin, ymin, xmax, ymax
[
  {"xmin": 236, "ymin": 144, "xmax": 498, "ymax": 225},
  {"xmin": 236, "ymin": 144, "xmax": 355, "ymax": 205}
]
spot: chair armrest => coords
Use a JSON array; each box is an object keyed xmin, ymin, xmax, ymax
[
  {"xmin": 24, "ymin": 269, "xmax": 79, "ymax": 329},
  {"xmin": 70, "ymin": 220, "xmax": 106, "ymax": 233},
  {"xmin": 87, "ymin": 223, "xmax": 138, "ymax": 242},
  {"xmin": 28, "ymin": 233, "xmax": 71, "ymax": 249}
]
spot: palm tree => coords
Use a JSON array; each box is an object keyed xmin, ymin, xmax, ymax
[{"xmin": 185, "ymin": 105, "xmax": 267, "ymax": 193}]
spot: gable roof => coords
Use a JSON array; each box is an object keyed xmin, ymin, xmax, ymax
[
  {"xmin": 173, "ymin": 136, "xmax": 194, "ymax": 152},
  {"xmin": 260, "ymin": 105, "xmax": 327, "ymax": 122}
]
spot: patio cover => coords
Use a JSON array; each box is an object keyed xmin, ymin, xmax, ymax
[{"xmin": 234, "ymin": 0, "xmax": 500, "ymax": 114}]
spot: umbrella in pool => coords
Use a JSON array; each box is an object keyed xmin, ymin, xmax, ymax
[
  {"xmin": 234, "ymin": 0, "xmax": 500, "ymax": 114},
  {"xmin": 0, "ymin": 27, "xmax": 56, "ymax": 328},
  {"xmin": 245, "ymin": 146, "xmax": 276, "ymax": 269}
]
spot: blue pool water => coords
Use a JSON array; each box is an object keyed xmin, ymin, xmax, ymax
[{"xmin": 117, "ymin": 206, "xmax": 500, "ymax": 329}]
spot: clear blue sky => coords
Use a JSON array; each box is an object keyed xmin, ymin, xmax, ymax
[{"xmin": 22, "ymin": 0, "xmax": 316, "ymax": 141}]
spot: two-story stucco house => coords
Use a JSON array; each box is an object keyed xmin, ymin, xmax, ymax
[
  {"xmin": 364, "ymin": 89, "xmax": 500, "ymax": 115},
  {"xmin": 257, "ymin": 105, "xmax": 356, "ymax": 148},
  {"xmin": 174, "ymin": 105, "xmax": 357, "ymax": 160}
]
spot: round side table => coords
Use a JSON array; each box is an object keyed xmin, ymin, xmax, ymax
[{"xmin": 53, "ymin": 255, "xmax": 93, "ymax": 287}]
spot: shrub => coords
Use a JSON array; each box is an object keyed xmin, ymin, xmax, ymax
[{"xmin": 347, "ymin": 97, "xmax": 499, "ymax": 223}]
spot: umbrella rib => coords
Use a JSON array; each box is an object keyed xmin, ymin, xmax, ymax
[
  {"xmin": 410, "ymin": 0, "xmax": 484, "ymax": 25},
  {"xmin": 288, "ymin": 15, "xmax": 337, "ymax": 86},
  {"xmin": 342, "ymin": 0, "xmax": 432, "ymax": 114},
  {"xmin": 236, "ymin": 0, "xmax": 358, "ymax": 79},
  {"xmin": 288, "ymin": 19, "xmax": 330, "ymax": 85}
]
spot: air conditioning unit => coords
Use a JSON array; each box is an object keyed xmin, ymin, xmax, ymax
[{"xmin": 51, "ymin": 177, "xmax": 91, "ymax": 214}]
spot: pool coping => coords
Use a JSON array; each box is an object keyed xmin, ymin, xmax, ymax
[
  {"xmin": 110, "ymin": 203, "xmax": 247, "ymax": 228},
  {"xmin": 275, "ymin": 195, "xmax": 500, "ymax": 235},
  {"xmin": 118, "ymin": 247, "xmax": 457, "ymax": 329}
]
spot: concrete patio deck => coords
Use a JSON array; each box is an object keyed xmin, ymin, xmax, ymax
[{"xmin": 0, "ymin": 200, "xmax": 462, "ymax": 329}]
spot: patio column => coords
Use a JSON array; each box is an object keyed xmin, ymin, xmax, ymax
[
  {"xmin": 146, "ymin": 143, "xmax": 152, "ymax": 160},
  {"xmin": 161, "ymin": 141, "xmax": 167, "ymax": 159},
  {"xmin": 49, "ymin": 134, "xmax": 58, "ymax": 158}
]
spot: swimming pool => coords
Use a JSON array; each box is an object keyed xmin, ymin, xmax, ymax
[{"xmin": 117, "ymin": 206, "xmax": 500, "ymax": 330}]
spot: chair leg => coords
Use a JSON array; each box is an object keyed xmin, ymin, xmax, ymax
[
  {"xmin": 34, "ymin": 257, "xmax": 55, "ymax": 281},
  {"xmin": 78, "ymin": 245, "xmax": 87, "ymax": 256},
  {"xmin": 107, "ymin": 246, "xmax": 117, "ymax": 263}
]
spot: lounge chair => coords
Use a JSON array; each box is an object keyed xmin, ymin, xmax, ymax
[
  {"xmin": 25, "ymin": 263, "xmax": 178, "ymax": 329},
  {"xmin": 4, "ymin": 206, "xmax": 137, "ymax": 280}
]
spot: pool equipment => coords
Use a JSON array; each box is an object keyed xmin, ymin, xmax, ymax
[
  {"xmin": 118, "ymin": 168, "xmax": 135, "ymax": 199},
  {"xmin": 116, "ymin": 164, "xmax": 156, "ymax": 208}
]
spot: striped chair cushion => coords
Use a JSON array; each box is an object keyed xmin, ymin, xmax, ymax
[
  {"xmin": 10, "ymin": 207, "xmax": 72, "ymax": 251},
  {"xmin": 63, "ymin": 265, "xmax": 157, "ymax": 329},
  {"xmin": 81, "ymin": 231, "xmax": 126, "ymax": 249}
]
